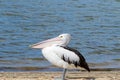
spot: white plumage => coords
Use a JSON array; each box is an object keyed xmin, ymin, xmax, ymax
[
  {"xmin": 30, "ymin": 33, "xmax": 90, "ymax": 80},
  {"xmin": 42, "ymin": 45, "xmax": 80, "ymax": 68}
]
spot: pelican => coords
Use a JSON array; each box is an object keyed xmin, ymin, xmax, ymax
[{"xmin": 30, "ymin": 33, "xmax": 90, "ymax": 80}]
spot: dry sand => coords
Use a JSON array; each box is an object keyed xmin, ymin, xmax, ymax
[{"xmin": 0, "ymin": 71, "xmax": 120, "ymax": 80}]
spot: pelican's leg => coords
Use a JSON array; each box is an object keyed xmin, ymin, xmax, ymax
[
  {"xmin": 62, "ymin": 68, "xmax": 67, "ymax": 80},
  {"xmin": 54, "ymin": 69, "xmax": 67, "ymax": 80}
]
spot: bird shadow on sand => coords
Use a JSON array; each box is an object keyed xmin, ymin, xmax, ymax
[
  {"xmin": 66, "ymin": 77, "xmax": 95, "ymax": 80},
  {"xmin": 54, "ymin": 77, "xmax": 95, "ymax": 80}
]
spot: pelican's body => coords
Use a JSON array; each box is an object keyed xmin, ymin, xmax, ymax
[
  {"xmin": 42, "ymin": 46, "xmax": 68, "ymax": 68},
  {"xmin": 31, "ymin": 33, "xmax": 90, "ymax": 80}
]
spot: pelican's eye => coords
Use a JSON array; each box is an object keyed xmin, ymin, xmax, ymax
[{"xmin": 59, "ymin": 35, "xmax": 63, "ymax": 38}]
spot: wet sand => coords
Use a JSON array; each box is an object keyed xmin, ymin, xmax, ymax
[{"xmin": 0, "ymin": 71, "xmax": 120, "ymax": 80}]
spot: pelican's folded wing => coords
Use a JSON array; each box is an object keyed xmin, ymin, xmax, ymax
[{"xmin": 52, "ymin": 46, "xmax": 90, "ymax": 72}]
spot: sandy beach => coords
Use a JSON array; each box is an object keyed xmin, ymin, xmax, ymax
[{"xmin": 0, "ymin": 71, "xmax": 120, "ymax": 80}]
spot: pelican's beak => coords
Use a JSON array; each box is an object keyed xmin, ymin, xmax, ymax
[{"xmin": 30, "ymin": 37, "xmax": 62, "ymax": 49}]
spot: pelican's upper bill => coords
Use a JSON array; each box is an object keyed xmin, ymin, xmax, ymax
[{"xmin": 30, "ymin": 33, "xmax": 71, "ymax": 49}]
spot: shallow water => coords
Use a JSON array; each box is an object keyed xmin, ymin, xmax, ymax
[{"xmin": 0, "ymin": 0, "xmax": 120, "ymax": 71}]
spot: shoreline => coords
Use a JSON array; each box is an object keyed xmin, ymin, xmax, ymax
[{"xmin": 0, "ymin": 71, "xmax": 120, "ymax": 80}]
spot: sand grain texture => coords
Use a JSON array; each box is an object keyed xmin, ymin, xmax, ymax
[{"xmin": 0, "ymin": 71, "xmax": 120, "ymax": 80}]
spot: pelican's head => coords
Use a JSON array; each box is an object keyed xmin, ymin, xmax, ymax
[{"xmin": 30, "ymin": 33, "xmax": 71, "ymax": 49}]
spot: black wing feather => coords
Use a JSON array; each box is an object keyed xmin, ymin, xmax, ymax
[{"xmin": 61, "ymin": 46, "xmax": 90, "ymax": 72}]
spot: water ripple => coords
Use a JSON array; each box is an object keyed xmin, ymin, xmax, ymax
[{"xmin": 0, "ymin": 0, "xmax": 120, "ymax": 71}]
